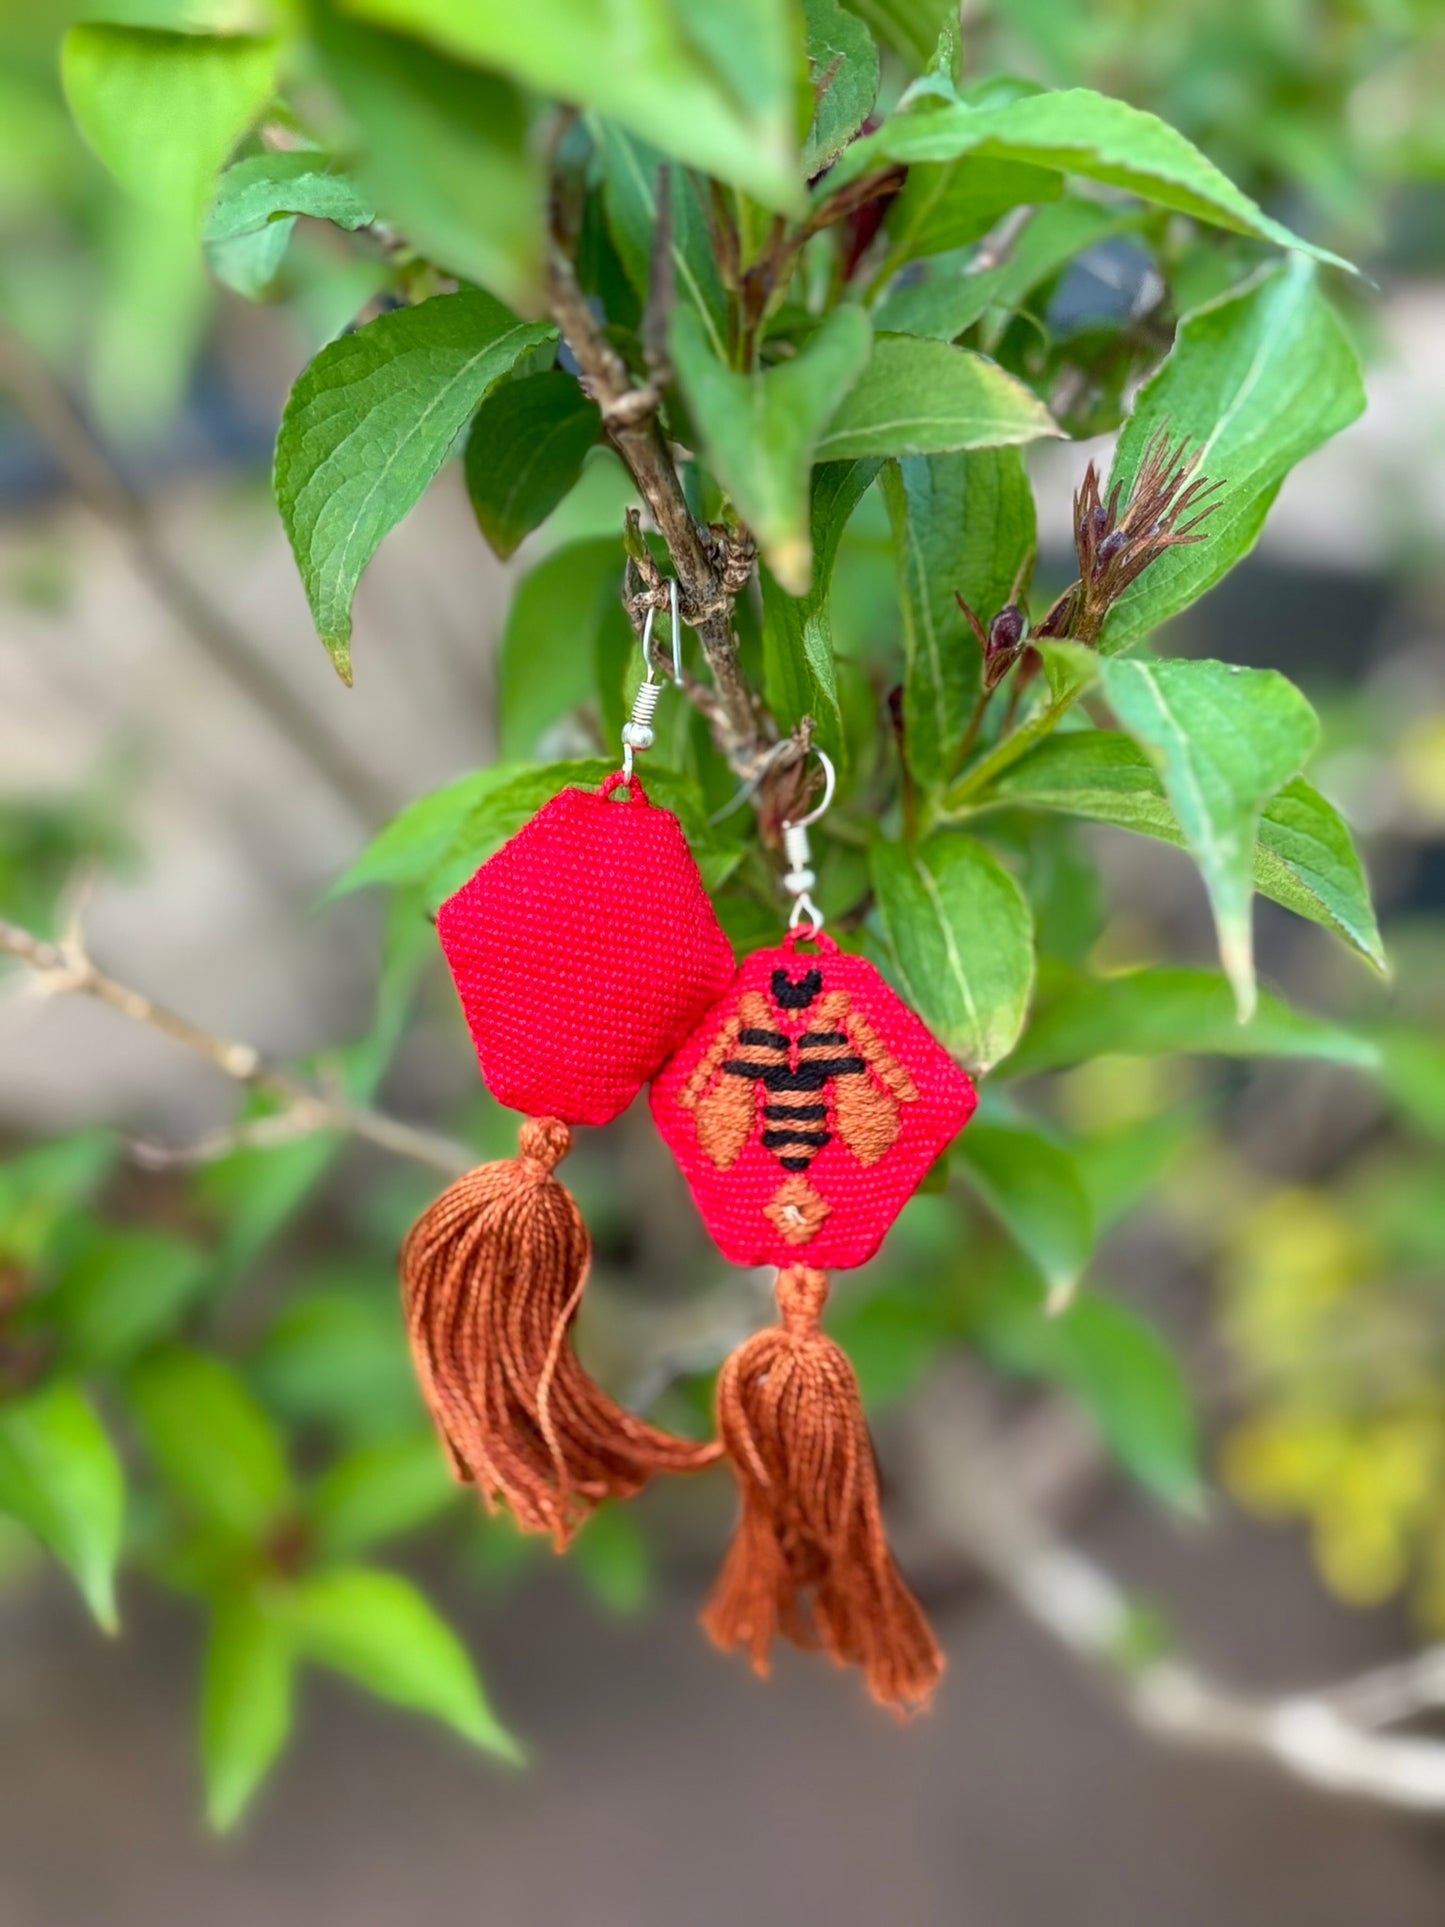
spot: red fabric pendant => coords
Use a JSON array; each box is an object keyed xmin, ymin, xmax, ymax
[
  {"xmin": 651, "ymin": 930, "xmax": 977, "ymax": 1271},
  {"xmin": 404, "ymin": 771, "xmax": 734, "ymax": 1545},
  {"xmin": 438, "ymin": 773, "xmax": 736, "ymax": 1126}
]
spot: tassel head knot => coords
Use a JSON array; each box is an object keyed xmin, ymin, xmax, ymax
[
  {"xmin": 518, "ymin": 1115, "xmax": 571, "ymax": 1173},
  {"xmin": 776, "ymin": 1263, "xmax": 829, "ymax": 1334}
]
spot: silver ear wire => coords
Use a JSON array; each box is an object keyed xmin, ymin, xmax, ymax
[
  {"xmin": 620, "ymin": 578, "xmax": 682, "ymax": 779},
  {"xmin": 780, "ymin": 748, "xmax": 835, "ymax": 931}
]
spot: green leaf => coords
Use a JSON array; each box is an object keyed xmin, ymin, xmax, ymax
[
  {"xmin": 871, "ymin": 832, "xmax": 1035, "ymax": 1072},
  {"xmin": 200, "ymin": 1132, "xmax": 346, "ymax": 1289},
  {"xmin": 129, "ymin": 1349, "xmax": 292, "ymax": 1542},
  {"xmin": 202, "ymin": 1592, "xmax": 294, "ymax": 1831},
  {"xmin": 447, "ymin": 762, "xmax": 743, "ymax": 896},
  {"xmin": 838, "ymin": 0, "xmax": 947, "ymax": 68},
  {"xmin": 572, "ymin": 1502, "xmax": 652, "ymax": 1614},
  {"xmin": 980, "ymin": 732, "xmax": 1385, "ymax": 972},
  {"xmin": 956, "ymin": 1122, "xmax": 1094, "ymax": 1311},
  {"xmin": 498, "ymin": 539, "xmax": 626, "ymax": 756},
  {"xmin": 760, "ymin": 459, "xmax": 880, "ymax": 757},
  {"xmin": 1099, "ymin": 657, "xmax": 1320, "ymax": 1017},
  {"xmin": 326, "ymin": 768, "xmax": 512, "ymax": 900},
  {"xmin": 1056, "ymin": 1295, "xmax": 1200, "ymax": 1507},
  {"xmin": 873, "ymin": 196, "xmax": 1134, "ymax": 342},
  {"xmin": 0, "ymin": 1382, "xmax": 124, "ymax": 1630},
  {"xmin": 255, "ymin": 1289, "xmax": 420, "ymax": 1442},
  {"xmin": 967, "ymin": 1265, "xmax": 1200, "ymax": 1507},
  {"xmin": 595, "ymin": 121, "xmax": 729, "ymax": 363},
  {"xmin": 310, "ymin": 1434, "xmax": 455, "ymax": 1558},
  {"xmin": 1034, "ymin": 638, "xmax": 1097, "ymax": 703},
  {"xmin": 832, "ymin": 87, "xmax": 1353, "ymax": 269},
  {"xmin": 998, "ymin": 966, "xmax": 1378, "ymax": 1079},
  {"xmin": 62, "ymin": 24, "xmax": 276, "ymax": 225},
  {"xmin": 814, "ymin": 334, "xmax": 1059, "ymax": 461},
  {"xmin": 1073, "ymin": 1112, "xmax": 1198, "ymax": 1233},
  {"xmin": 338, "ymin": 758, "xmax": 739, "ymax": 908},
  {"xmin": 1256, "ymin": 781, "xmax": 1385, "ymax": 972},
  {"xmin": 1100, "ymin": 261, "xmax": 1367, "ymax": 653},
  {"xmin": 0, "ymin": 1132, "xmax": 115, "ymax": 1269},
  {"xmin": 882, "ymin": 156, "xmax": 1061, "ymax": 274},
  {"xmin": 205, "ymin": 152, "xmax": 375, "ymax": 242},
  {"xmin": 882, "ymin": 447, "xmax": 1035, "ymax": 785},
  {"xmin": 205, "ymin": 218, "xmax": 297, "ymax": 300},
  {"xmin": 313, "ymin": 10, "xmax": 545, "ymax": 314},
  {"xmin": 275, "ymin": 291, "xmax": 555, "ymax": 679},
  {"xmin": 344, "ymin": 0, "xmax": 804, "ymax": 212},
  {"xmin": 288, "ymin": 1566, "xmax": 520, "ymax": 1759},
  {"xmin": 828, "ymin": 1283, "xmax": 954, "ymax": 1408},
  {"xmin": 45, "ymin": 1226, "xmax": 207, "ymax": 1370},
  {"xmin": 670, "ymin": 304, "xmax": 873, "ymax": 594},
  {"xmin": 206, "ymin": 151, "xmax": 371, "ymax": 301},
  {"xmin": 463, "ymin": 374, "xmax": 601, "ymax": 560},
  {"xmin": 803, "ymin": 0, "xmax": 880, "ymax": 176},
  {"xmin": 1378, "ymin": 1030, "xmax": 1445, "ymax": 1145}
]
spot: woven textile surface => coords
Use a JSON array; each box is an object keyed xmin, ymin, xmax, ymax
[
  {"xmin": 438, "ymin": 777, "xmax": 736, "ymax": 1127},
  {"xmin": 652, "ymin": 932, "xmax": 977, "ymax": 1270}
]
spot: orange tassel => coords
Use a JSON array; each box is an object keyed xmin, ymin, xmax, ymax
[
  {"xmin": 401, "ymin": 1116, "xmax": 719, "ymax": 1547},
  {"xmin": 703, "ymin": 1264, "xmax": 943, "ymax": 1715}
]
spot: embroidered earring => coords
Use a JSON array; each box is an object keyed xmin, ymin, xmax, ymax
[
  {"xmin": 403, "ymin": 585, "xmax": 731, "ymax": 1546},
  {"xmin": 651, "ymin": 754, "xmax": 978, "ymax": 1713}
]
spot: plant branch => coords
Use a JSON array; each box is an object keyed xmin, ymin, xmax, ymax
[
  {"xmin": 940, "ymin": 688, "xmax": 1079, "ymax": 813},
  {"xmin": 0, "ymin": 915, "xmax": 471, "ymax": 1179},
  {"xmin": 544, "ymin": 168, "xmax": 769, "ymax": 778},
  {"xmin": 0, "ymin": 324, "xmax": 394, "ymax": 830},
  {"xmin": 914, "ymin": 1389, "xmax": 1445, "ymax": 1814}
]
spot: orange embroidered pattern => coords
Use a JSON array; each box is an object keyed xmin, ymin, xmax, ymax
[
  {"xmin": 677, "ymin": 968, "xmax": 920, "ymax": 1243},
  {"xmin": 652, "ymin": 934, "xmax": 977, "ymax": 1274}
]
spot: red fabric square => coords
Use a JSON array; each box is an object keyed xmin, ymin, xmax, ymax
[
  {"xmin": 438, "ymin": 777, "xmax": 736, "ymax": 1127},
  {"xmin": 651, "ymin": 933, "xmax": 977, "ymax": 1271}
]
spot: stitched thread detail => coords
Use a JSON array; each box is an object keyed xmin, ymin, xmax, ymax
[
  {"xmin": 651, "ymin": 944, "xmax": 978, "ymax": 1272},
  {"xmin": 763, "ymin": 1174, "xmax": 831, "ymax": 1245},
  {"xmin": 682, "ymin": 983, "xmax": 922, "ymax": 1176}
]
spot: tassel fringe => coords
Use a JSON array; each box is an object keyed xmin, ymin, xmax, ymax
[
  {"xmin": 703, "ymin": 1264, "xmax": 943, "ymax": 1716},
  {"xmin": 401, "ymin": 1116, "xmax": 719, "ymax": 1547}
]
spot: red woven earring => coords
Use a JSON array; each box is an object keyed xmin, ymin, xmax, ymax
[
  {"xmin": 403, "ymin": 589, "xmax": 732, "ymax": 1546},
  {"xmin": 651, "ymin": 755, "xmax": 977, "ymax": 1714}
]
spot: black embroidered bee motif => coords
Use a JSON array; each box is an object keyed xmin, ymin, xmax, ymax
[{"xmin": 679, "ymin": 967, "xmax": 920, "ymax": 1183}]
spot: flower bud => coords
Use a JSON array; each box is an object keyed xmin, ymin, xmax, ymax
[{"xmin": 983, "ymin": 605, "xmax": 1027, "ymax": 690}]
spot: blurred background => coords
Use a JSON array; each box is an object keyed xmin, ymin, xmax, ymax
[{"xmin": 3, "ymin": 1, "xmax": 1445, "ymax": 1922}]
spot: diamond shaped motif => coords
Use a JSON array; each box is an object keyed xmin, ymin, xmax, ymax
[
  {"xmin": 764, "ymin": 1174, "xmax": 832, "ymax": 1246},
  {"xmin": 438, "ymin": 779, "xmax": 736, "ymax": 1127},
  {"xmin": 652, "ymin": 934, "xmax": 976, "ymax": 1271}
]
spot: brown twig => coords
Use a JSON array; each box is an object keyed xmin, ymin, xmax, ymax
[
  {"xmin": 0, "ymin": 915, "xmax": 471, "ymax": 1179},
  {"xmin": 544, "ymin": 132, "xmax": 767, "ymax": 777},
  {"xmin": 739, "ymin": 165, "xmax": 906, "ymax": 367},
  {"xmin": 0, "ymin": 324, "xmax": 394, "ymax": 830}
]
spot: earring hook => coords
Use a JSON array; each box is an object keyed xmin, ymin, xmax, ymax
[
  {"xmin": 639, "ymin": 576, "xmax": 683, "ymax": 687},
  {"xmin": 780, "ymin": 747, "xmax": 835, "ymax": 932},
  {"xmin": 781, "ymin": 747, "xmax": 836, "ymax": 834},
  {"xmin": 622, "ymin": 577, "xmax": 682, "ymax": 780}
]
